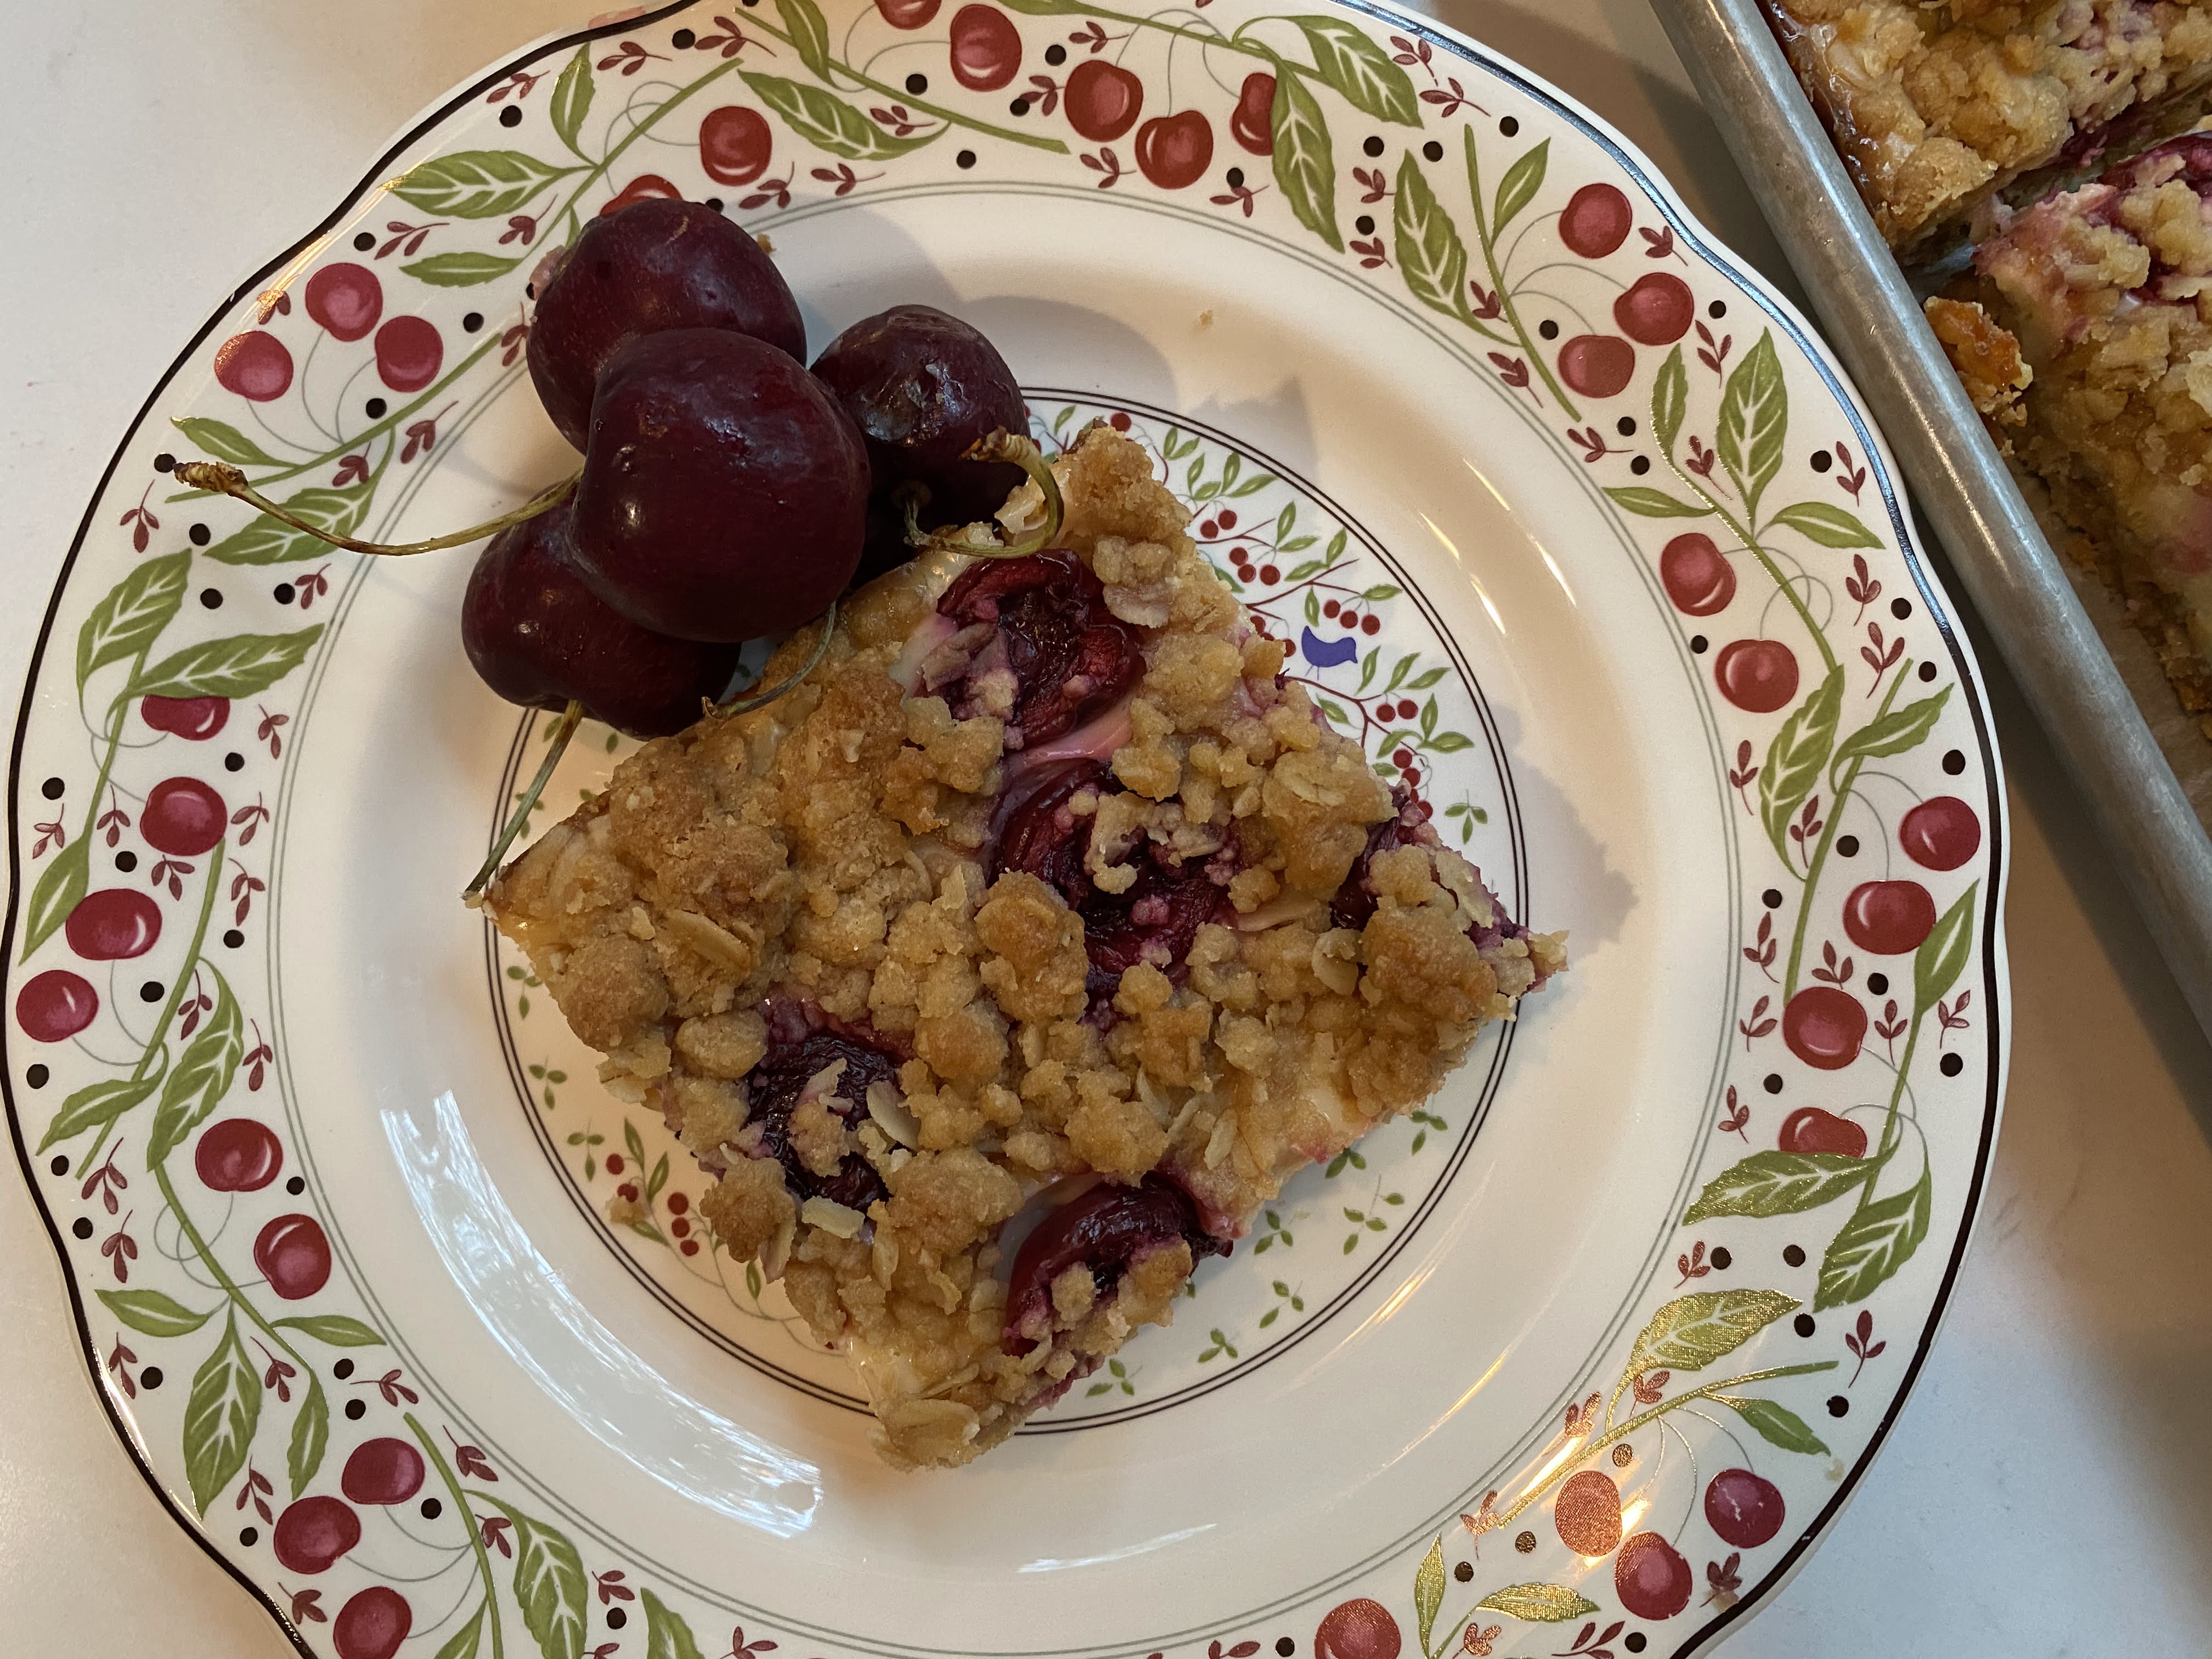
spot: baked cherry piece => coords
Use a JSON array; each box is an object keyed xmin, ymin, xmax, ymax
[
  {"xmin": 195, "ymin": 1118, "xmax": 284, "ymax": 1192},
  {"xmin": 933, "ymin": 551, "xmax": 1143, "ymax": 747},
  {"xmin": 462, "ymin": 503, "xmax": 742, "ymax": 737},
  {"xmin": 140, "ymin": 695, "xmax": 229, "ymax": 740},
  {"xmin": 272, "ymin": 1494, "xmax": 362, "ymax": 1574},
  {"xmin": 142, "ymin": 777, "xmax": 227, "ymax": 856},
  {"xmin": 1003, "ymin": 1175, "xmax": 1226, "ymax": 1352},
  {"xmin": 1706, "ymin": 1467, "xmax": 1787, "ymax": 1547},
  {"xmin": 738, "ymin": 1009, "xmax": 905, "ymax": 1213},
  {"xmin": 811, "ymin": 304, "xmax": 1028, "ymax": 541},
  {"xmin": 570, "ymin": 328, "xmax": 868, "ymax": 641},
  {"xmin": 527, "ymin": 198, "xmax": 806, "ymax": 450},
  {"xmin": 341, "ymin": 1438, "xmax": 425, "ymax": 1505}
]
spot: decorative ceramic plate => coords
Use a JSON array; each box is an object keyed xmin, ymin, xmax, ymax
[{"xmin": 3, "ymin": 3, "xmax": 2010, "ymax": 1656}]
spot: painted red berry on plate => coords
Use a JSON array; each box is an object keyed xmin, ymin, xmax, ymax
[
  {"xmin": 1555, "ymin": 1467, "xmax": 1623, "ymax": 1556},
  {"xmin": 195, "ymin": 1119, "xmax": 284, "ymax": 1193},
  {"xmin": 140, "ymin": 695, "xmax": 229, "ymax": 740},
  {"xmin": 601, "ymin": 174, "xmax": 683, "ymax": 216},
  {"xmin": 1660, "ymin": 531, "xmax": 1735, "ymax": 615},
  {"xmin": 1782, "ymin": 985, "xmax": 1866, "ymax": 1070},
  {"xmin": 1615, "ymin": 1531, "xmax": 1694, "ymax": 1620},
  {"xmin": 1899, "ymin": 795, "xmax": 1980, "ymax": 871},
  {"xmin": 1706, "ymin": 1467, "xmax": 1787, "ymax": 1547},
  {"xmin": 699, "ymin": 106, "xmax": 773, "ymax": 187},
  {"xmin": 254, "ymin": 1213, "xmax": 332, "ymax": 1300},
  {"xmin": 374, "ymin": 317, "xmax": 443, "ymax": 394},
  {"xmin": 949, "ymin": 4, "xmax": 1021, "ymax": 90},
  {"xmin": 876, "ymin": 0, "xmax": 940, "ymax": 24},
  {"xmin": 1065, "ymin": 59, "xmax": 1143, "ymax": 143},
  {"xmin": 1714, "ymin": 637, "xmax": 1798, "ymax": 712},
  {"xmin": 272, "ymin": 1494, "xmax": 360, "ymax": 1573},
  {"xmin": 304, "ymin": 263, "xmax": 384, "ymax": 343},
  {"xmin": 341, "ymin": 1438, "xmax": 425, "ymax": 1505},
  {"xmin": 1559, "ymin": 182, "xmax": 1633, "ymax": 258},
  {"xmin": 1779, "ymin": 1105, "xmax": 1867, "ymax": 1157},
  {"xmin": 1614, "ymin": 272, "xmax": 1695, "ymax": 345},
  {"xmin": 214, "ymin": 332, "xmax": 294, "ymax": 402},
  {"xmin": 141, "ymin": 777, "xmax": 227, "ymax": 856},
  {"xmin": 332, "ymin": 1586, "xmax": 411, "ymax": 1659},
  {"xmin": 1842, "ymin": 879, "xmax": 1936, "ymax": 955},
  {"xmin": 1557, "ymin": 334, "xmax": 1634, "ymax": 398},
  {"xmin": 65, "ymin": 889, "xmax": 162, "ymax": 961},
  {"xmin": 1232, "ymin": 71, "xmax": 1276, "ymax": 154},
  {"xmin": 14, "ymin": 970, "xmax": 98, "ymax": 1042},
  {"xmin": 1136, "ymin": 111, "xmax": 1214, "ymax": 189},
  {"xmin": 1315, "ymin": 1596, "xmax": 1402, "ymax": 1659}
]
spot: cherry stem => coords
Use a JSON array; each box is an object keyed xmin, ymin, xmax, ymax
[
  {"xmin": 173, "ymin": 461, "xmax": 578, "ymax": 557},
  {"xmin": 918, "ymin": 430, "xmax": 1065, "ymax": 560},
  {"xmin": 713, "ymin": 599, "xmax": 838, "ymax": 718},
  {"xmin": 465, "ymin": 699, "xmax": 583, "ymax": 903}
]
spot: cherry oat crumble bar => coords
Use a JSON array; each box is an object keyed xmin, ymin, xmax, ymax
[{"xmin": 484, "ymin": 426, "xmax": 1564, "ymax": 1468}]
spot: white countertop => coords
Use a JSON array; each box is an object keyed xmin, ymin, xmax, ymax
[{"xmin": 4, "ymin": 3, "xmax": 2209, "ymax": 1653}]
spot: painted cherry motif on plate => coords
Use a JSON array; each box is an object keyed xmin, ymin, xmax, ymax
[{"xmin": 3, "ymin": 4, "xmax": 2003, "ymax": 1658}]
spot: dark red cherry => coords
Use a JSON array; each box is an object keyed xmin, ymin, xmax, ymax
[
  {"xmin": 140, "ymin": 695, "xmax": 229, "ymax": 740},
  {"xmin": 811, "ymin": 303, "xmax": 1026, "ymax": 544},
  {"xmin": 332, "ymin": 1587, "xmax": 411, "ymax": 1659},
  {"xmin": 65, "ymin": 890, "xmax": 162, "ymax": 961},
  {"xmin": 195, "ymin": 1119, "xmax": 284, "ymax": 1192},
  {"xmin": 1559, "ymin": 182, "xmax": 1632, "ymax": 257},
  {"xmin": 876, "ymin": 0, "xmax": 940, "ymax": 25},
  {"xmin": 141, "ymin": 777, "xmax": 227, "ymax": 856},
  {"xmin": 571, "ymin": 329, "xmax": 866, "ymax": 642},
  {"xmin": 1660, "ymin": 532, "xmax": 1735, "ymax": 615},
  {"xmin": 305, "ymin": 263, "xmax": 383, "ymax": 343},
  {"xmin": 462, "ymin": 503, "xmax": 741, "ymax": 736},
  {"xmin": 374, "ymin": 317, "xmax": 443, "ymax": 393},
  {"xmin": 601, "ymin": 174, "xmax": 684, "ymax": 216},
  {"xmin": 936, "ymin": 554, "xmax": 1143, "ymax": 748},
  {"xmin": 1842, "ymin": 879, "xmax": 1936, "ymax": 954},
  {"xmin": 742, "ymin": 1011, "xmax": 903, "ymax": 1212},
  {"xmin": 254, "ymin": 1213, "xmax": 332, "ymax": 1300},
  {"xmin": 214, "ymin": 332, "xmax": 294, "ymax": 402},
  {"xmin": 1003, "ymin": 1176, "xmax": 1222, "ymax": 1352},
  {"xmin": 1555, "ymin": 1467, "xmax": 1623, "ymax": 1556},
  {"xmin": 1782, "ymin": 986, "xmax": 1866, "ymax": 1070},
  {"xmin": 1135, "ymin": 111, "xmax": 1213, "ymax": 189},
  {"xmin": 1779, "ymin": 1106, "xmax": 1866, "ymax": 1158},
  {"xmin": 1615, "ymin": 1532, "xmax": 1694, "ymax": 1620},
  {"xmin": 1065, "ymin": 60, "xmax": 1144, "ymax": 143},
  {"xmin": 699, "ymin": 106, "xmax": 773, "ymax": 187},
  {"xmin": 527, "ymin": 198, "xmax": 805, "ymax": 450},
  {"xmin": 1714, "ymin": 637, "xmax": 1798, "ymax": 712},
  {"xmin": 1231, "ymin": 72, "xmax": 1276, "ymax": 154},
  {"xmin": 1314, "ymin": 1598, "xmax": 1401, "ymax": 1659},
  {"xmin": 949, "ymin": 4, "xmax": 1022, "ymax": 89},
  {"xmin": 1706, "ymin": 1468, "xmax": 1787, "ymax": 1548},
  {"xmin": 1615, "ymin": 272, "xmax": 1695, "ymax": 345},
  {"xmin": 15, "ymin": 970, "xmax": 99, "ymax": 1042},
  {"xmin": 341, "ymin": 1438, "xmax": 425, "ymax": 1504},
  {"xmin": 1900, "ymin": 795, "xmax": 1980, "ymax": 870},
  {"xmin": 272, "ymin": 1494, "xmax": 361, "ymax": 1573},
  {"xmin": 1557, "ymin": 334, "xmax": 1634, "ymax": 397}
]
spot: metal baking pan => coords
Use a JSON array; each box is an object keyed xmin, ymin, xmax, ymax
[{"xmin": 1650, "ymin": 0, "xmax": 2212, "ymax": 1041}]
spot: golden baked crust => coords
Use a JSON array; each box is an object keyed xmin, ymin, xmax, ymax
[
  {"xmin": 1947, "ymin": 134, "xmax": 2212, "ymax": 735},
  {"xmin": 1767, "ymin": 0, "xmax": 2212, "ymax": 258},
  {"xmin": 486, "ymin": 427, "xmax": 1564, "ymax": 1466}
]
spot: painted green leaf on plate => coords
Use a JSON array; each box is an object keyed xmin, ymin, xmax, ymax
[
  {"xmin": 1683, "ymin": 1151, "xmax": 1871, "ymax": 1222},
  {"xmin": 1270, "ymin": 68, "xmax": 1341, "ymax": 252},
  {"xmin": 132, "ymin": 626, "xmax": 325, "ymax": 700},
  {"xmin": 1289, "ymin": 17, "xmax": 1421, "ymax": 123},
  {"xmin": 78, "ymin": 551, "xmax": 190, "ymax": 691},
  {"xmin": 183, "ymin": 1312, "xmax": 260, "ymax": 1515}
]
